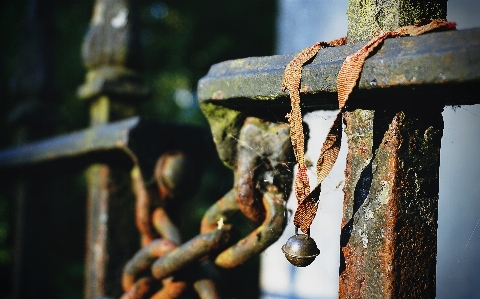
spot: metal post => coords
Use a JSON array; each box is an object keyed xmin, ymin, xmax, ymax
[
  {"xmin": 339, "ymin": 1, "xmax": 446, "ymax": 297},
  {"xmin": 79, "ymin": 0, "xmax": 148, "ymax": 297},
  {"xmin": 347, "ymin": 0, "xmax": 447, "ymax": 42},
  {"xmin": 339, "ymin": 105, "xmax": 443, "ymax": 298}
]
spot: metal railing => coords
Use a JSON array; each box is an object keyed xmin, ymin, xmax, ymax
[
  {"xmin": 1, "ymin": 0, "xmax": 480, "ymax": 298},
  {"xmin": 196, "ymin": 1, "xmax": 480, "ymax": 297}
]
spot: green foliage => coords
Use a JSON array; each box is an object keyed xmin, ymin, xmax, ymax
[
  {"xmin": 139, "ymin": 0, "xmax": 277, "ymax": 125},
  {"xmin": 0, "ymin": 0, "xmax": 276, "ymax": 298}
]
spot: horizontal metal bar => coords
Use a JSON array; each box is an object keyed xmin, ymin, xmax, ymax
[
  {"xmin": 0, "ymin": 117, "xmax": 139, "ymax": 168},
  {"xmin": 198, "ymin": 28, "xmax": 480, "ymax": 109},
  {"xmin": 0, "ymin": 117, "xmax": 215, "ymax": 181}
]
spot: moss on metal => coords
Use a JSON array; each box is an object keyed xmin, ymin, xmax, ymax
[
  {"xmin": 347, "ymin": 0, "xmax": 447, "ymax": 43},
  {"xmin": 200, "ymin": 101, "xmax": 246, "ymax": 169}
]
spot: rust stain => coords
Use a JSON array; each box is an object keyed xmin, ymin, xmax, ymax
[
  {"xmin": 299, "ymin": 84, "xmax": 310, "ymax": 93},
  {"xmin": 200, "ymin": 189, "xmax": 236, "ymax": 234},
  {"xmin": 339, "ymin": 246, "xmax": 367, "ymax": 298},
  {"xmin": 340, "ymin": 109, "xmax": 440, "ymax": 298},
  {"xmin": 131, "ymin": 165, "xmax": 156, "ymax": 246},
  {"xmin": 215, "ymin": 186, "xmax": 286, "ymax": 268},
  {"xmin": 122, "ymin": 239, "xmax": 178, "ymax": 292},
  {"xmin": 380, "ymin": 113, "xmax": 403, "ymax": 298},
  {"xmin": 234, "ymin": 117, "xmax": 292, "ymax": 222},
  {"xmin": 389, "ymin": 74, "xmax": 408, "ymax": 86}
]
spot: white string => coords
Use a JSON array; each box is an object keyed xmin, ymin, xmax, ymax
[{"xmin": 458, "ymin": 216, "xmax": 480, "ymax": 264}]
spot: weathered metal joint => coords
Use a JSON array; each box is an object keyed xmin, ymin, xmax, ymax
[
  {"xmin": 133, "ymin": 116, "xmax": 294, "ymax": 297},
  {"xmin": 234, "ymin": 117, "xmax": 293, "ymax": 222}
]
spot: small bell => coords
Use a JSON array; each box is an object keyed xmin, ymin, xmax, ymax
[{"xmin": 282, "ymin": 227, "xmax": 320, "ymax": 267}]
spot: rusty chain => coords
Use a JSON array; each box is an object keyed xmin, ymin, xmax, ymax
[
  {"xmin": 123, "ymin": 151, "xmax": 216, "ymax": 299},
  {"xmin": 121, "ymin": 117, "xmax": 294, "ymax": 298}
]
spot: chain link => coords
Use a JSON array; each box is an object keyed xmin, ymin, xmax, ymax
[{"xmin": 121, "ymin": 117, "xmax": 294, "ymax": 298}]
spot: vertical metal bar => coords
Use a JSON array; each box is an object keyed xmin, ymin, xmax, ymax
[
  {"xmin": 339, "ymin": 1, "xmax": 447, "ymax": 297},
  {"xmin": 79, "ymin": 0, "xmax": 148, "ymax": 297},
  {"xmin": 346, "ymin": 0, "xmax": 447, "ymax": 43},
  {"xmin": 340, "ymin": 107, "xmax": 443, "ymax": 298}
]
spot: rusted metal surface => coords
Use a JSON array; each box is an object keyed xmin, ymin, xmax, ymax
[
  {"xmin": 85, "ymin": 164, "xmax": 110, "ymax": 297},
  {"xmin": 200, "ymin": 189, "xmax": 238, "ymax": 234},
  {"xmin": 146, "ymin": 185, "xmax": 287, "ymax": 280},
  {"xmin": 131, "ymin": 165, "xmax": 157, "ymax": 246},
  {"xmin": 123, "ymin": 263, "xmax": 219, "ymax": 299},
  {"xmin": 339, "ymin": 106, "xmax": 443, "ymax": 298},
  {"xmin": 193, "ymin": 273, "xmax": 221, "ymax": 299},
  {"xmin": 151, "ymin": 207, "xmax": 182, "ymax": 246},
  {"xmin": 80, "ymin": 1, "xmax": 150, "ymax": 294},
  {"xmin": 202, "ymin": 117, "xmax": 292, "ymax": 268},
  {"xmin": 133, "ymin": 117, "xmax": 293, "ymax": 297},
  {"xmin": 198, "ymin": 28, "xmax": 480, "ymax": 200},
  {"xmin": 122, "ymin": 239, "xmax": 178, "ymax": 291},
  {"xmin": 151, "ymin": 228, "xmax": 233, "ymax": 280},
  {"xmin": 197, "ymin": 28, "xmax": 480, "ymax": 109},
  {"xmin": 89, "ymin": 165, "xmax": 139, "ymax": 298},
  {"xmin": 125, "ymin": 151, "xmax": 222, "ymax": 299},
  {"xmin": 213, "ymin": 186, "xmax": 287, "ymax": 268},
  {"xmin": 3, "ymin": 1, "xmax": 469, "ymax": 298},
  {"xmin": 0, "ymin": 117, "xmax": 214, "ymax": 296},
  {"xmin": 154, "ymin": 151, "xmax": 191, "ymax": 200},
  {"xmin": 0, "ymin": 117, "xmax": 215, "ymax": 298},
  {"xmin": 234, "ymin": 117, "xmax": 292, "ymax": 222},
  {"xmin": 150, "ymin": 278, "xmax": 188, "ymax": 299},
  {"xmin": 131, "ymin": 151, "xmax": 191, "ymax": 248},
  {"xmin": 336, "ymin": 2, "xmax": 447, "ymax": 297},
  {"xmin": 120, "ymin": 277, "xmax": 159, "ymax": 299}
]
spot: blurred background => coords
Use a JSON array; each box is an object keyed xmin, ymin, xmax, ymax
[
  {"xmin": 0, "ymin": 1, "xmax": 277, "ymax": 298},
  {"xmin": 0, "ymin": 0, "xmax": 479, "ymax": 298}
]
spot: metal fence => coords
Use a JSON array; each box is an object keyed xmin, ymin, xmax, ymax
[{"xmin": 1, "ymin": 0, "xmax": 480, "ymax": 298}]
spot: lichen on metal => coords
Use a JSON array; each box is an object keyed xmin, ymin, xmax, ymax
[
  {"xmin": 347, "ymin": 0, "xmax": 447, "ymax": 43},
  {"xmin": 200, "ymin": 102, "xmax": 246, "ymax": 168},
  {"xmin": 78, "ymin": 66, "xmax": 150, "ymax": 100},
  {"xmin": 198, "ymin": 29, "xmax": 480, "ymax": 112},
  {"xmin": 79, "ymin": 0, "xmax": 149, "ymax": 101},
  {"xmin": 0, "ymin": 117, "xmax": 138, "ymax": 169},
  {"xmin": 340, "ymin": 107, "xmax": 442, "ymax": 298}
]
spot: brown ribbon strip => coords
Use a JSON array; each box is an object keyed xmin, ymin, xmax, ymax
[{"xmin": 283, "ymin": 20, "xmax": 456, "ymax": 233}]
